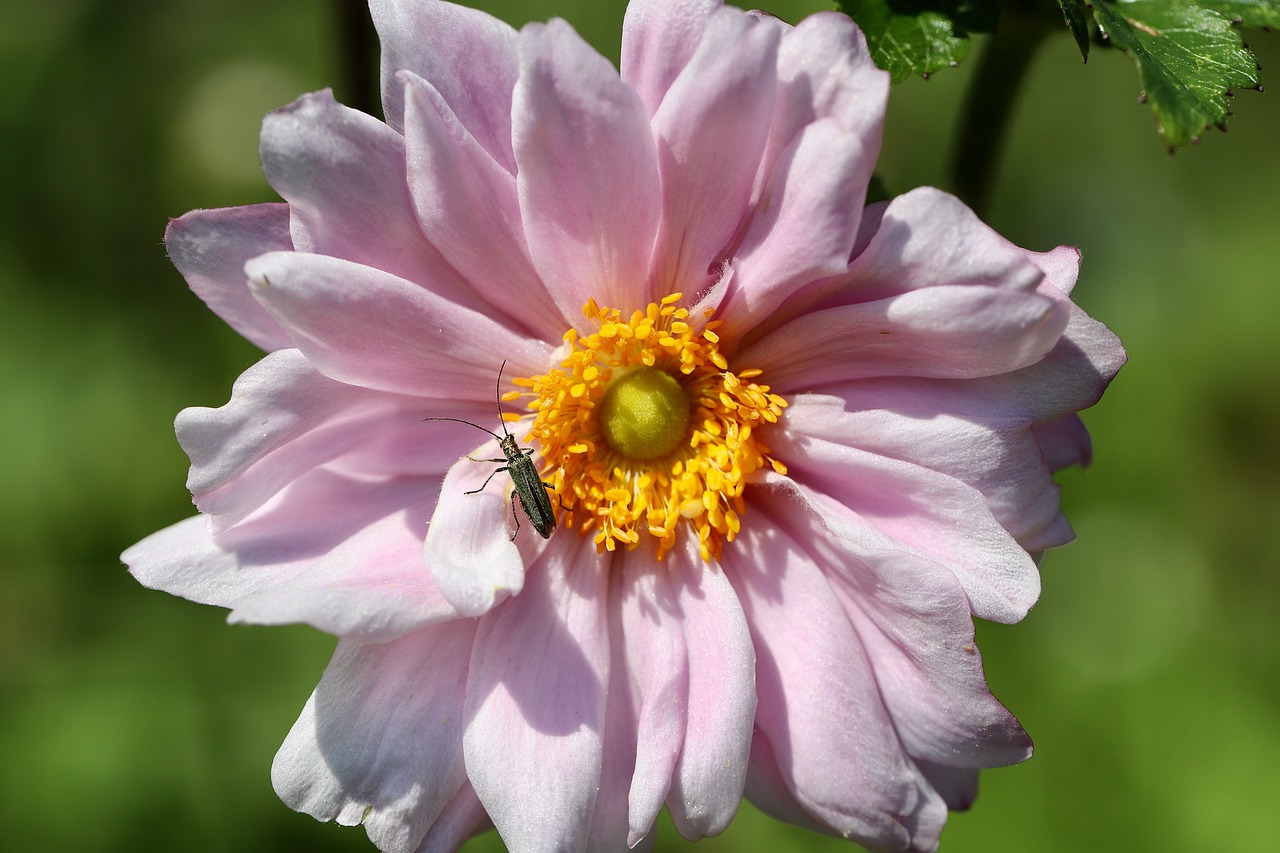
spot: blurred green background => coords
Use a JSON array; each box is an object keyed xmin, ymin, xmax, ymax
[{"xmin": 2, "ymin": 0, "xmax": 1277, "ymax": 851}]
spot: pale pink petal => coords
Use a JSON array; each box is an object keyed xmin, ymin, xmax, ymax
[
  {"xmin": 127, "ymin": 472, "xmax": 458, "ymax": 639},
  {"xmin": 177, "ymin": 350, "xmax": 402, "ymax": 525},
  {"xmin": 756, "ymin": 482, "xmax": 1032, "ymax": 765},
  {"xmin": 1034, "ymin": 413, "xmax": 1092, "ymax": 471},
  {"xmin": 245, "ymin": 251, "xmax": 552, "ymax": 399},
  {"xmin": 744, "ymin": 285, "xmax": 1068, "ymax": 392},
  {"xmin": 272, "ymin": 622, "xmax": 474, "ymax": 853},
  {"xmin": 915, "ymin": 760, "xmax": 980, "ymax": 811},
  {"xmin": 258, "ymin": 89, "xmax": 481, "ymax": 310},
  {"xmin": 742, "ymin": 731, "xmax": 831, "ymax": 836},
  {"xmin": 369, "ymin": 0, "xmax": 519, "ymax": 170},
  {"xmin": 413, "ymin": 782, "xmax": 492, "ymax": 853},
  {"xmin": 422, "ymin": 444, "xmax": 540, "ymax": 618},
  {"xmin": 123, "ymin": 515, "xmax": 312, "ymax": 609},
  {"xmin": 839, "ymin": 188, "xmax": 1046, "ymax": 301},
  {"xmin": 615, "ymin": 557, "xmax": 686, "ymax": 846},
  {"xmin": 178, "ymin": 352, "xmax": 486, "ymax": 533},
  {"xmin": 788, "ymin": 386, "xmax": 1068, "ymax": 548},
  {"xmin": 724, "ymin": 516, "xmax": 920, "ymax": 849},
  {"xmin": 664, "ymin": 541, "xmax": 755, "ymax": 840},
  {"xmin": 751, "ymin": 188, "xmax": 1048, "ymax": 340},
  {"xmin": 648, "ymin": 7, "xmax": 778, "ymax": 296},
  {"xmin": 771, "ymin": 425, "xmax": 1040, "ymax": 623},
  {"xmin": 230, "ymin": 500, "xmax": 459, "ymax": 640},
  {"xmin": 621, "ymin": 0, "xmax": 721, "ymax": 116},
  {"xmin": 514, "ymin": 18, "xmax": 662, "ymax": 316},
  {"xmin": 1026, "ymin": 244, "xmax": 1081, "ymax": 295},
  {"xmin": 584, "ymin": 584, "xmax": 637, "ymax": 851},
  {"xmin": 464, "ymin": 538, "xmax": 610, "ymax": 851},
  {"xmin": 761, "ymin": 12, "xmax": 887, "ymax": 185},
  {"xmin": 165, "ymin": 204, "xmax": 293, "ymax": 351},
  {"xmin": 719, "ymin": 119, "xmax": 876, "ymax": 337},
  {"xmin": 401, "ymin": 71, "xmax": 568, "ymax": 340}
]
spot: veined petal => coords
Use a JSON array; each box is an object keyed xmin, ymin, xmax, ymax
[
  {"xmin": 245, "ymin": 251, "xmax": 552, "ymax": 399},
  {"xmin": 771, "ymin": 426, "xmax": 1040, "ymax": 623},
  {"xmin": 763, "ymin": 11, "xmax": 887, "ymax": 180},
  {"xmin": 915, "ymin": 760, "xmax": 980, "ymax": 811},
  {"xmin": 413, "ymin": 782, "xmax": 492, "ymax": 853},
  {"xmin": 724, "ymin": 516, "xmax": 920, "ymax": 850},
  {"xmin": 742, "ymin": 285, "xmax": 1069, "ymax": 391},
  {"xmin": 783, "ymin": 389, "xmax": 1062, "ymax": 573},
  {"xmin": 258, "ymin": 89, "xmax": 481, "ymax": 311},
  {"xmin": 720, "ymin": 119, "xmax": 878, "ymax": 338},
  {"xmin": 229, "ymin": 496, "xmax": 459, "ymax": 640},
  {"xmin": 126, "ymin": 471, "xmax": 457, "ymax": 639},
  {"xmin": 178, "ymin": 351, "xmax": 489, "ymax": 532},
  {"xmin": 165, "ymin": 204, "xmax": 293, "ymax": 351},
  {"xmin": 757, "ymin": 481, "xmax": 1033, "ymax": 765},
  {"xmin": 514, "ymin": 18, "xmax": 662, "ymax": 317},
  {"xmin": 621, "ymin": 0, "xmax": 721, "ymax": 116},
  {"xmin": 464, "ymin": 538, "xmax": 610, "ymax": 852},
  {"xmin": 421, "ymin": 442, "xmax": 541, "ymax": 618},
  {"xmin": 369, "ymin": 0, "xmax": 519, "ymax": 170},
  {"xmin": 615, "ymin": 556, "xmax": 687, "ymax": 847},
  {"xmin": 664, "ymin": 542, "xmax": 755, "ymax": 840},
  {"xmin": 1034, "ymin": 413, "xmax": 1093, "ymax": 471},
  {"xmin": 648, "ymin": 6, "xmax": 779, "ymax": 296},
  {"xmin": 178, "ymin": 350, "xmax": 399, "ymax": 525},
  {"xmin": 401, "ymin": 72, "xmax": 568, "ymax": 340},
  {"xmin": 272, "ymin": 622, "xmax": 474, "ymax": 853}
]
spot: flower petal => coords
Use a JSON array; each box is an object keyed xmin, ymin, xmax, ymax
[
  {"xmin": 724, "ymin": 513, "xmax": 921, "ymax": 849},
  {"xmin": 718, "ymin": 121, "xmax": 883, "ymax": 339},
  {"xmin": 464, "ymin": 538, "xmax": 610, "ymax": 852},
  {"xmin": 1034, "ymin": 413, "xmax": 1092, "ymax": 471},
  {"xmin": 787, "ymin": 386, "xmax": 1067, "ymax": 549},
  {"xmin": 369, "ymin": 0, "xmax": 519, "ymax": 170},
  {"xmin": 514, "ymin": 18, "xmax": 662, "ymax": 316},
  {"xmin": 258, "ymin": 89, "xmax": 480, "ymax": 310},
  {"xmin": 229, "ymin": 496, "xmax": 459, "ymax": 640},
  {"xmin": 757, "ymin": 481, "xmax": 1033, "ymax": 765},
  {"xmin": 401, "ymin": 71, "xmax": 568, "ymax": 340},
  {"xmin": 164, "ymin": 204, "xmax": 293, "ymax": 351},
  {"xmin": 648, "ymin": 7, "xmax": 779, "ymax": 296},
  {"xmin": 245, "ymin": 251, "xmax": 552, "ymax": 399},
  {"xmin": 272, "ymin": 622, "xmax": 474, "ymax": 853},
  {"xmin": 664, "ymin": 543, "xmax": 755, "ymax": 840},
  {"xmin": 763, "ymin": 11, "xmax": 886, "ymax": 181},
  {"xmin": 413, "ymin": 782, "xmax": 492, "ymax": 853},
  {"xmin": 421, "ymin": 444, "xmax": 538, "ymax": 618},
  {"xmin": 778, "ymin": 394, "xmax": 1041, "ymax": 619},
  {"xmin": 615, "ymin": 556, "xmax": 687, "ymax": 846},
  {"xmin": 621, "ymin": 0, "xmax": 721, "ymax": 116},
  {"xmin": 914, "ymin": 760, "xmax": 980, "ymax": 812},
  {"xmin": 743, "ymin": 285, "xmax": 1068, "ymax": 392}
]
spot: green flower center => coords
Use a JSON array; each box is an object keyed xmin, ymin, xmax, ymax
[{"xmin": 599, "ymin": 367, "xmax": 691, "ymax": 460}]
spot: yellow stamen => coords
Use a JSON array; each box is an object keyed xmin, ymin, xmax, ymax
[{"xmin": 516, "ymin": 294, "xmax": 788, "ymax": 561}]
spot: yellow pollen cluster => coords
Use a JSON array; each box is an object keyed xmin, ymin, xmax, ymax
[{"xmin": 512, "ymin": 293, "xmax": 788, "ymax": 562}]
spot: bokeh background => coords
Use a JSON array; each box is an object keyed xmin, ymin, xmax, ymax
[{"xmin": 3, "ymin": 0, "xmax": 1277, "ymax": 851}]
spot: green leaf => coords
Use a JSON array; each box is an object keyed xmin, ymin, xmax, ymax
[
  {"xmin": 1196, "ymin": 0, "xmax": 1280, "ymax": 28},
  {"xmin": 837, "ymin": 0, "xmax": 999, "ymax": 83},
  {"xmin": 1058, "ymin": 0, "xmax": 1093, "ymax": 60},
  {"xmin": 1092, "ymin": 1, "xmax": 1262, "ymax": 147}
]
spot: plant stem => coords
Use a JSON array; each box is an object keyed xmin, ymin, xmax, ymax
[
  {"xmin": 336, "ymin": 0, "xmax": 380, "ymax": 117},
  {"xmin": 948, "ymin": 6, "xmax": 1053, "ymax": 218}
]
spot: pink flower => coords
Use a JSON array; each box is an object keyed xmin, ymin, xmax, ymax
[{"xmin": 124, "ymin": 0, "xmax": 1125, "ymax": 850}]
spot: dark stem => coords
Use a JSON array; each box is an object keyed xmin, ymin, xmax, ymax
[
  {"xmin": 335, "ymin": 0, "xmax": 380, "ymax": 117},
  {"xmin": 948, "ymin": 8, "xmax": 1053, "ymax": 218}
]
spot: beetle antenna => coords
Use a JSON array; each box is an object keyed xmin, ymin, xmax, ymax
[
  {"xmin": 494, "ymin": 359, "xmax": 512, "ymax": 438},
  {"xmin": 421, "ymin": 416, "xmax": 503, "ymax": 441}
]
